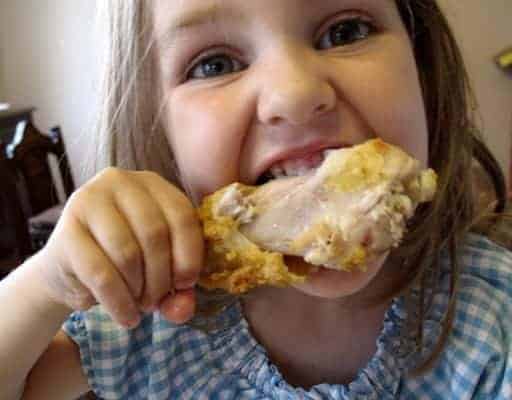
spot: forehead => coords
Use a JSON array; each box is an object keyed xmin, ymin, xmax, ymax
[{"xmin": 152, "ymin": 0, "xmax": 399, "ymax": 36}]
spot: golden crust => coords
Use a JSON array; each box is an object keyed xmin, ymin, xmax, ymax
[
  {"xmin": 197, "ymin": 190, "xmax": 307, "ymax": 294},
  {"xmin": 325, "ymin": 138, "xmax": 415, "ymax": 192},
  {"xmin": 197, "ymin": 139, "xmax": 437, "ymax": 294}
]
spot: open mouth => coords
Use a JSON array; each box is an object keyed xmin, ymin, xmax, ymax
[{"xmin": 256, "ymin": 148, "xmax": 338, "ymax": 185}]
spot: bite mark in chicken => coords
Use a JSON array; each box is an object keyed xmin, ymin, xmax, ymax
[{"xmin": 198, "ymin": 139, "xmax": 437, "ymax": 294}]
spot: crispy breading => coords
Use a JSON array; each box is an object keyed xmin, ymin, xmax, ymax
[{"xmin": 198, "ymin": 139, "xmax": 437, "ymax": 294}]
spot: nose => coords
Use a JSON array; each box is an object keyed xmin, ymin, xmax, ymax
[{"xmin": 257, "ymin": 48, "xmax": 336, "ymax": 126}]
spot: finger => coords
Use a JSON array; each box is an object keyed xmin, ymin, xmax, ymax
[
  {"xmin": 158, "ymin": 289, "xmax": 196, "ymax": 324},
  {"xmin": 138, "ymin": 173, "xmax": 204, "ymax": 288},
  {"xmin": 82, "ymin": 196, "xmax": 144, "ymax": 300},
  {"xmin": 66, "ymin": 217, "xmax": 141, "ymax": 328},
  {"xmin": 112, "ymin": 179, "xmax": 173, "ymax": 312}
]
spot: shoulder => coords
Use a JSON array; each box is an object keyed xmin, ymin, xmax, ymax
[
  {"xmin": 449, "ymin": 234, "xmax": 512, "ymax": 354},
  {"xmin": 415, "ymin": 234, "xmax": 512, "ymax": 398},
  {"xmin": 454, "ymin": 233, "xmax": 512, "ymax": 320},
  {"xmin": 457, "ymin": 233, "xmax": 512, "ymax": 294}
]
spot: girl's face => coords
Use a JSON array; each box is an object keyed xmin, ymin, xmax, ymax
[{"xmin": 153, "ymin": 0, "xmax": 429, "ymax": 299}]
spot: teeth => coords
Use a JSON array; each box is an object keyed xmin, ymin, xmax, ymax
[
  {"xmin": 269, "ymin": 164, "xmax": 286, "ymax": 179},
  {"xmin": 323, "ymin": 149, "xmax": 337, "ymax": 158},
  {"xmin": 258, "ymin": 148, "xmax": 342, "ymax": 183},
  {"xmin": 290, "ymin": 166, "xmax": 314, "ymax": 176},
  {"xmin": 268, "ymin": 151, "xmax": 326, "ymax": 179}
]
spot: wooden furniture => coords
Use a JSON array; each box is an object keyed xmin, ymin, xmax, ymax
[
  {"xmin": 0, "ymin": 106, "xmax": 35, "ymax": 144},
  {"xmin": 0, "ymin": 114, "xmax": 75, "ymax": 276},
  {"xmin": 6, "ymin": 120, "xmax": 75, "ymax": 252},
  {"xmin": 0, "ymin": 107, "xmax": 36, "ymax": 275},
  {"xmin": 0, "ymin": 146, "xmax": 31, "ymax": 277}
]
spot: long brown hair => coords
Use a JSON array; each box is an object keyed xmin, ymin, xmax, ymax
[
  {"xmin": 92, "ymin": 0, "xmax": 507, "ymax": 375},
  {"xmin": 391, "ymin": 0, "xmax": 506, "ymax": 374}
]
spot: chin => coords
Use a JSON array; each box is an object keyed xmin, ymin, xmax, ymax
[{"xmin": 290, "ymin": 253, "xmax": 387, "ymax": 299}]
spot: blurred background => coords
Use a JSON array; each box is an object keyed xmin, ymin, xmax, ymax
[
  {"xmin": 0, "ymin": 1, "xmax": 511, "ymax": 274},
  {"xmin": 0, "ymin": 1, "xmax": 98, "ymax": 186},
  {"xmin": 0, "ymin": 0, "xmax": 511, "ymax": 186}
]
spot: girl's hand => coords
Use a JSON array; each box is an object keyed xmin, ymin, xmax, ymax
[{"xmin": 33, "ymin": 167, "xmax": 204, "ymax": 328}]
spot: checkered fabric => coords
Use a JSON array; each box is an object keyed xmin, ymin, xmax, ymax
[{"xmin": 63, "ymin": 234, "xmax": 512, "ymax": 399}]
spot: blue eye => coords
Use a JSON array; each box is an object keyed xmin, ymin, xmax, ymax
[
  {"xmin": 187, "ymin": 54, "xmax": 245, "ymax": 80},
  {"xmin": 317, "ymin": 18, "xmax": 376, "ymax": 50}
]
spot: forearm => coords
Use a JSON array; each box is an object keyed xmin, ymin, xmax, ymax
[{"xmin": 0, "ymin": 254, "xmax": 71, "ymax": 398}]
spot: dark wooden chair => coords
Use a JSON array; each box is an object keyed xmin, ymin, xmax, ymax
[
  {"xmin": 4, "ymin": 120, "xmax": 75, "ymax": 255},
  {"xmin": 0, "ymin": 146, "xmax": 32, "ymax": 277}
]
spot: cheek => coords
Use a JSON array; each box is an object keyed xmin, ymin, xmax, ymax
[
  {"xmin": 338, "ymin": 39, "xmax": 429, "ymax": 166},
  {"xmin": 166, "ymin": 88, "xmax": 248, "ymax": 203}
]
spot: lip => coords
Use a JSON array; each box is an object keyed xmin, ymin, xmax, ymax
[{"xmin": 253, "ymin": 140, "xmax": 351, "ymax": 184}]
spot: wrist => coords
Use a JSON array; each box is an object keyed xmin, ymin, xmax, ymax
[{"xmin": 12, "ymin": 253, "xmax": 73, "ymax": 322}]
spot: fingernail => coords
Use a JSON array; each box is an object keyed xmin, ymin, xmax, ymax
[
  {"xmin": 125, "ymin": 314, "xmax": 141, "ymax": 329},
  {"xmin": 141, "ymin": 303, "xmax": 157, "ymax": 313},
  {"xmin": 175, "ymin": 279, "xmax": 197, "ymax": 290},
  {"xmin": 170, "ymin": 295, "xmax": 191, "ymax": 314},
  {"xmin": 140, "ymin": 296, "xmax": 157, "ymax": 313}
]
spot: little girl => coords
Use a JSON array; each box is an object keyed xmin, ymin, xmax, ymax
[{"xmin": 1, "ymin": 0, "xmax": 511, "ymax": 399}]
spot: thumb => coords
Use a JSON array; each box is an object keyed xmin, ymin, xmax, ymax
[{"xmin": 158, "ymin": 289, "xmax": 196, "ymax": 324}]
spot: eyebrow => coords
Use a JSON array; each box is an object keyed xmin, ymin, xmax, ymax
[{"xmin": 157, "ymin": 4, "xmax": 248, "ymax": 47}]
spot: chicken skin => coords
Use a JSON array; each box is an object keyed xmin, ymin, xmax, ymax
[{"xmin": 198, "ymin": 139, "xmax": 437, "ymax": 294}]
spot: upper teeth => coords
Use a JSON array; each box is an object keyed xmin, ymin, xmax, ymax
[
  {"xmin": 268, "ymin": 149, "xmax": 329, "ymax": 179},
  {"xmin": 269, "ymin": 164, "xmax": 311, "ymax": 178}
]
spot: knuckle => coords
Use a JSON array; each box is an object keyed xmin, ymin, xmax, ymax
[
  {"xmin": 115, "ymin": 244, "xmax": 142, "ymax": 271},
  {"xmin": 87, "ymin": 167, "xmax": 129, "ymax": 192},
  {"xmin": 141, "ymin": 223, "xmax": 170, "ymax": 246},
  {"xmin": 66, "ymin": 186, "xmax": 103, "ymax": 215},
  {"xmin": 172, "ymin": 188, "xmax": 194, "ymax": 208},
  {"xmin": 65, "ymin": 187, "xmax": 89, "ymax": 211},
  {"xmin": 101, "ymin": 166, "xmax": 125, "ymax": 180},
  {"xmin": 69, "ymin": 292, "xmax": 96, "ymax": 311},
  {"xmin": 69, "ymin": 167, "xmax": 129, "ymax": 206},
  {"xmin": 174, "ymin": 207, "xmax": 198, "ymax": 228},
  {"xmin": 65, "ymin": 188, "xmax": 82, "ymax": 206},
  {"xmin": 91, "ymin": 270, "xmax": 117, "ymax": 292},
  {"xmin": 137, "ymin": 169, "xmax": 162, "ymax": 182}
]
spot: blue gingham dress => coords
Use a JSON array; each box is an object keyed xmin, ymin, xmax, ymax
[{"xmin": 63, "ymin": 234, "xmax": 512, "ymax": 399}]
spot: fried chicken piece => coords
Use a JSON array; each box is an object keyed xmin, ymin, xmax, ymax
[{"xmin": 198, "ymin": 139, "xmax": 437, "ymax": 294}]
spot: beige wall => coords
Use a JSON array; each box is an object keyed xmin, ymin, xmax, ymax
[
  {"xmin": 0, "ymin": 1, "xmax": 99, "ymax": 185},
  {"xmin": 0, "ymin": 1, "xmax": 511, "ymax": 185},
  {"xmin": 0, "ymin": 38, "xmax": 5, "ymax": 97},
  {"xmin": 439, "ymin": 0, "xmax": 512, "ymax": 182}
]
